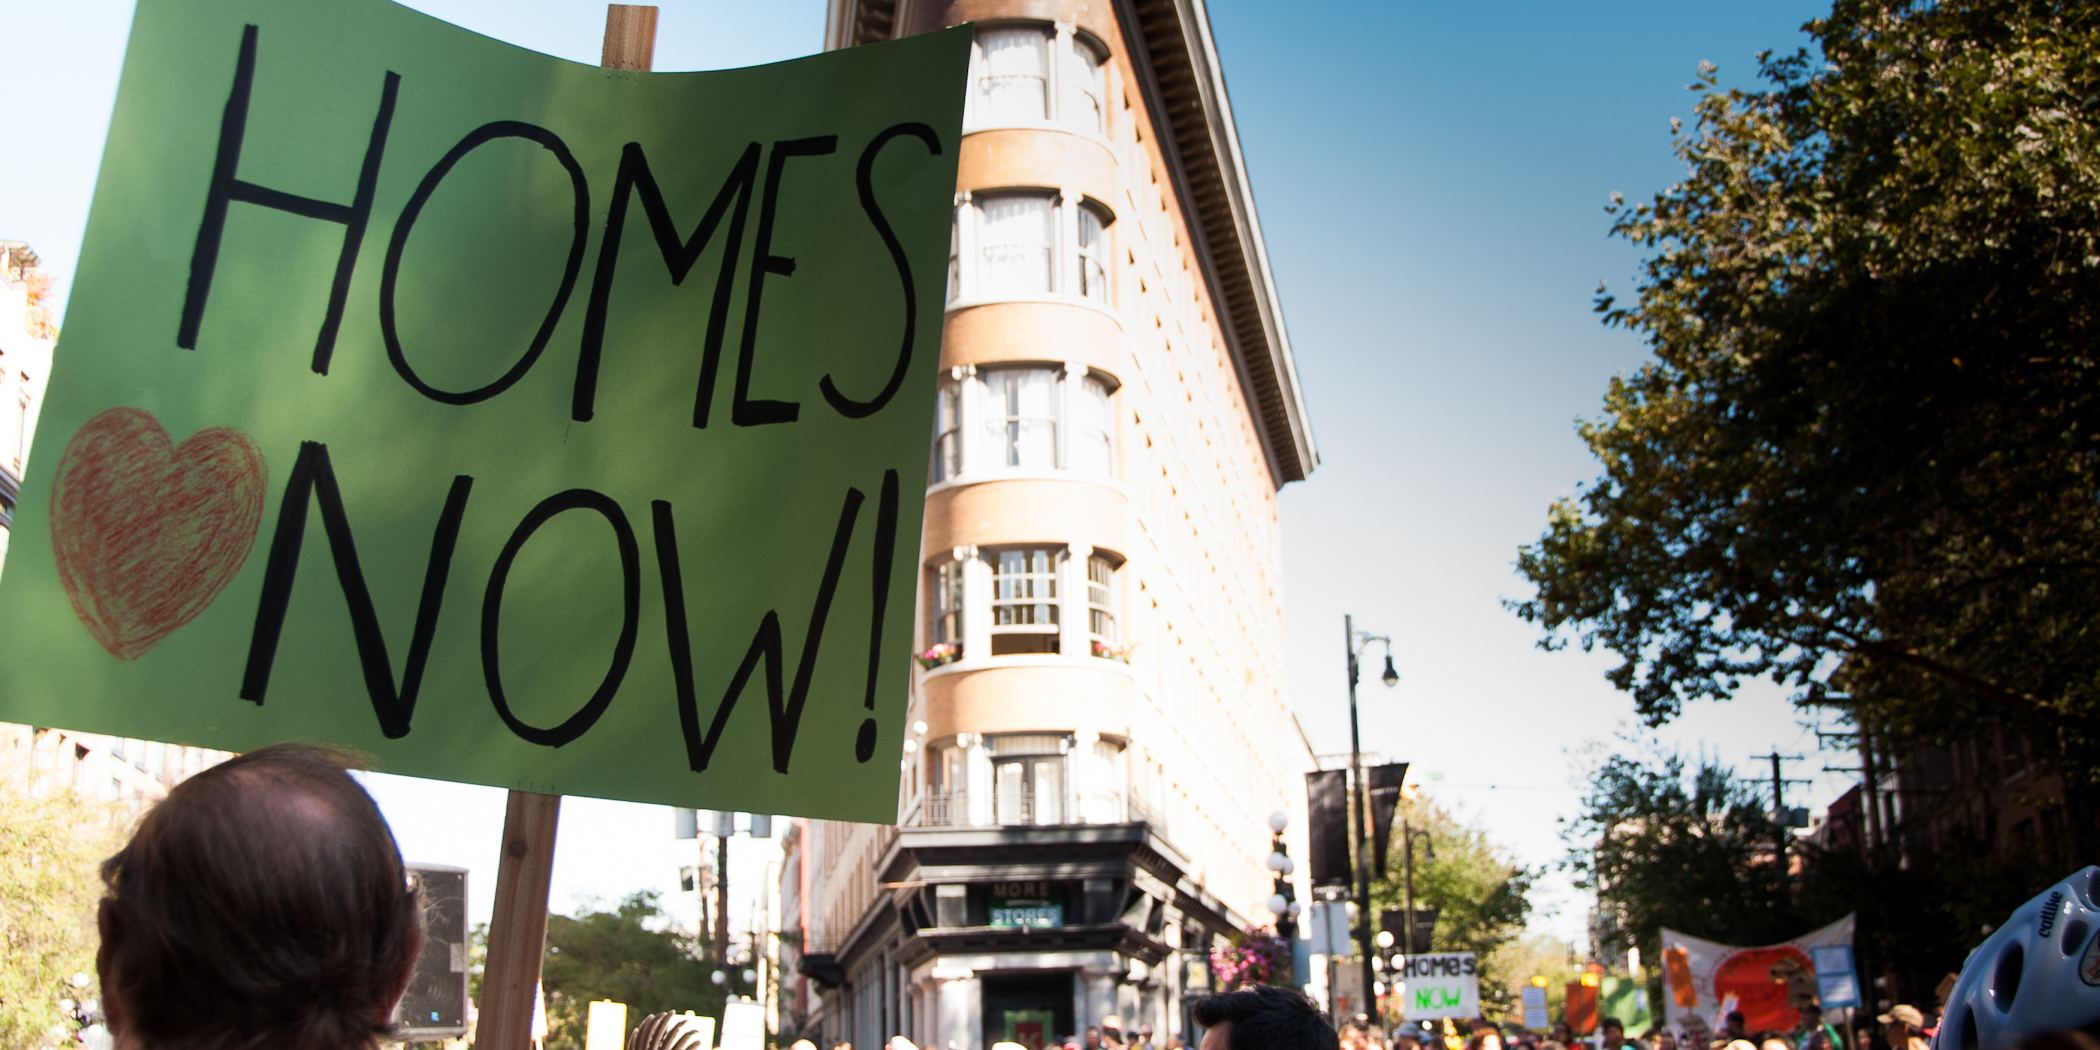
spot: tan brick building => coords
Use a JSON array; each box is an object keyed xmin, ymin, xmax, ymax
[{"xmin": 782, "ymin": 2, "xmax": 1319, "ymax": 1047}]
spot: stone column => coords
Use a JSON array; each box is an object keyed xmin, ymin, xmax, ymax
[
  {"xmin": 1083, "ymin": 967, "xmax": 1122, "ymax": 1033},
  {"xmin": 934, "ymin": 965, "xmax": 981, "ymax": 1050}
]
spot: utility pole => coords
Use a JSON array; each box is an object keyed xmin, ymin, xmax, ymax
[
  {"xmin": 1751, "ymin": 750, "xmax": 1810, "ymax": 870},
  {"xmin": 716, "ymin": 826, "xmax": 731, "ymax": 964},
  {"xmin": 1344, "ymin": 615, "xmax": 1374, "ymax": 1023},
  {"xmin": 1341, "ymin": 615, "xmax": 1396, "ymax": 1023}
]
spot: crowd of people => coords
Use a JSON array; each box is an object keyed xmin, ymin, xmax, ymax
[
  {"xmin": 1324, "ymin": 1003, "xmax": 2077, "ymax": 1050},
  {"xmin": 65, "ymin": 743, "xmax": 2100, "ymax": 1050}
]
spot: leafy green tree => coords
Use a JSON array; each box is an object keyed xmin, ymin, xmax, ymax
[
  {"xmin": 540, "ymin": 892, "xmax": 724, "ymax": 1050},
  {"xmin": 1565, "ymin": 741, "xmax": 2047, "ymax": 1005},
  {"xmin": 1369, "ymin": 791, "xmax": 1536, "ymax": 1017},
  {"xmin": 1510, "ymin": 0, "xmax": 2100, "ymax": 830},
  {"xmin": 0, "ymin": 770, "xmax": 124, "ymax": 1049},
  {"xmin": 1563, "ymin": 744, "xmax": 1799, "ymax": 967}
]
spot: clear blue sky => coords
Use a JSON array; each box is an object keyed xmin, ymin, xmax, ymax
[{"xmin": 4, "ymin": 0, "xmax": 1847, "ymax": 942}]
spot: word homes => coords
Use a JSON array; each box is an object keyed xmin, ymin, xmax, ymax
[{"xmin": 181, "ymin": 24, "xmax": 943, "ymax": 441}]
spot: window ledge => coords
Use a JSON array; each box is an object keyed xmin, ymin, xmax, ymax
[
  {"xmin": 919, "ymin": 653, "xmax": 1137, "ymax": 682},
  {"xmin": 961, "ymin": 122, "xmax": 1114, "ymax": 157},
  {"xmin": 927, "ymin": 471, "xmax": 1128, "ymax": 501},
  {"xmin": 946, "ymin": 294, "xmax": 1123, "ymax": 329}
]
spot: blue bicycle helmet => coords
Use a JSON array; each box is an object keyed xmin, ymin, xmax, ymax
[{"xmin": 1936, "ymin": 866, "xmax": 2100, "ymax": 1050}]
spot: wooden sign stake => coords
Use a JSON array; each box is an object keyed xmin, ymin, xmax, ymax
[{"xmin": 476, "ymin": 14, "xmax": 656, "ymax": 1048}]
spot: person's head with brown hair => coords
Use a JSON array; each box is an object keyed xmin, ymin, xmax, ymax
[{"xmin": 96, "ymin": 743, "xmax": 423, "ymax": 1050}]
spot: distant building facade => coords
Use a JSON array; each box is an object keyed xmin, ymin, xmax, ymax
[
  {"xmin": 0, "ymin": 240, "xmax": 57, "ymax": 565},
  {"xmin": 783, "ymin": 2, "xmax": 1319, "ymax": 1048}
]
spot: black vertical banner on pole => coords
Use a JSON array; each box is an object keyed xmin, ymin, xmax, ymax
[
  {"xmin": 1307, "ymin": 769, "xmax": 1351, "ymax": 888},
  {"xmin": 1368, "ymin": 761, "xmax": 1408, "ymax": 876}
]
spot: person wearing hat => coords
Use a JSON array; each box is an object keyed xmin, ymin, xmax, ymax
[{"xmin": 1878, "ymin": 1006, "xmax": 1929, "ymax": 1050}]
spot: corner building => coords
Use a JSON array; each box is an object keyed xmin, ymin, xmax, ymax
[{"xmin": 785, "ymin": 2, "xmax": 1318, "ymax": 1048}]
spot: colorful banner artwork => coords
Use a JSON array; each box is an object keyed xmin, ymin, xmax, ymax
[{"xmin": 1659, "ymin": 915, "xmax": 1857, "ymax": 1036}]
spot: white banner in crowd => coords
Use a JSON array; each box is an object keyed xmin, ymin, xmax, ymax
[
  {"xmin": 1659, "ymin": 915, "xmax": 1857, "ymax": 1036},
  {"xmin": 1393, "ymin": 953, "xmax": 1481, "ymax": 1021}
]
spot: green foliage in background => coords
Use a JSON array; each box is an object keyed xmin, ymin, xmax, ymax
[
  {"xmin": 541, "ymin": 892, "xmax": 723, "ymax": 1050},
  {"xmin": 0, "ymin": 768, "xmax": 125, "ymax": 1049},
  {"xmin": 1511, "ymin": 0, "xmax": 2100, "ymax": 826},
  {"xmin": 1369, "ymin": 791, "xmax": 1536, "ymax": 1017},
  {"xmin": 1565, "ymin": 739, "xmax": 2044, "ymax": 1005},
  {"xmin": 1563, "ymin": 742, "xmax": 1797, "ymax": 966}
]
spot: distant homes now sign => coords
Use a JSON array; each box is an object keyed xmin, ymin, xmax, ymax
[
  {"xmin": 1394, "ymin": 953, "xmax": 1480, "ymax": 1021},
  {"xmin": 0, "ymin": 0, "xmax": 968, "ymax": 823}
]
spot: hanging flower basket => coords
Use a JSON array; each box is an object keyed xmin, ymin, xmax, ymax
[
  {"xmin": 913, "ymin": 642, "xmax": 962, "ymax": 669},
  {"xmin": 1211, "ymin": 925, "xmax": 1293, "ymax": 989}
]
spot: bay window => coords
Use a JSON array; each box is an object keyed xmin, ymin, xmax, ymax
[
  {"xmin": 948, "ymin": 192, "xmax": 1113, "ymax": 306},
  {"xmin": 928, "ymin": 364, "xmax": 1117, "ymax": 481},
  {"xmin": 920, "ymin": 545, "xmax": 1129, "ymax": 666},
  {"xmin": 965, "ymin": 25, "xmax": 1109, "ymax": 136}
]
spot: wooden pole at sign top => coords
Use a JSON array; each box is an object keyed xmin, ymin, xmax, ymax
[{"xmin": 474, "ymin": 13, "xmax": 656, "ymax": 1048}]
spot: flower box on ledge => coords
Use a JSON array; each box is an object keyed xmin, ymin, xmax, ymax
[
  {"xmin": 1091, "ymin": 641, "xmax": 1130, "ymax": 664},
  {"xmin": 914, "ymin": 643, "xmax": 962, "ymax": 669}
]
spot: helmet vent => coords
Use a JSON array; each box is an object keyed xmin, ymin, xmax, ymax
[
  {"xmin": 2064, "ymin": 918, "xmax": 2091, "ymax": 958},
  {"xmin": 1991, "ymin": 943, "xmax": 2024, "ymax": 1010},
  {"xmin": 1957, "ymin": 1008, "xmax": 1977, "ymax": 1050}
]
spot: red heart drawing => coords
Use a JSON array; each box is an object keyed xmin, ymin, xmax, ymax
[{"xmin": 48, "ymin": 407, "xmax": 267, "ymax": 661}]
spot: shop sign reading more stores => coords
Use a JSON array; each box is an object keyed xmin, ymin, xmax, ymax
[
  {"xmin": 1394, "ymin": 953, "xmax": 1479, "ymax": 1021},
  {"xmin": 990, "ymin": 881, "xmax": 1063, "ymax": 928},
  {"xmin": 0, "ymin": 0, "xmax": 968, "ymax": 823}
]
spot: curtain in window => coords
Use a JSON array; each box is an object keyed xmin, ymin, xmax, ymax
[
  {"xmin": 932, "ymin": 560, "xmax": 965, "ymax": 644},
  {"xmin": 932, "ymin": 377, "xmax": 963, "ymax": 481},
  {"xmin": 986, "ymin": 367, "xmax": 1058, "ymax": 468},
  {"xmin": 946, "ymin": 208, "xmax": 961, "ymax": 303},
  {"xmin": 1071, "ymin": 375, "xmax": 1113, "ymax": 476},
  {"xmin": 1076, "ymin": 207, "xmax": 1108, "ymax": 303},
  {"xmin": 995, "ymin": 760, "xmax": 1025, "ymax": 824},
  {"xmin": 977, "ymin": 195, "xmax": 1053, "ymax": 296},
  {"xmin": 1068, "ymin": 38, "xmax": 1105, "ymax": 134},
  {"xmin": 1030, "ymin": 757, "xmax": 1063, "ymax": 824},
  {"xmin": 1087, "ymin": 555, "xmax": 1117, "ymax": 642},
  {"xmin": 975, "ymin": 28, "xmax": 1047, "ymax": 124}
]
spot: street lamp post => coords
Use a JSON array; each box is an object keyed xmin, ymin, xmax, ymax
[{"xmin": 1343, "ymin": 614, "xmax": 1398, "ymax": 1023}]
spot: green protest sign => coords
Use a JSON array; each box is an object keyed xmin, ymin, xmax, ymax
[{"xmin": 0, "ymin": 0, "xmax": 967, "ymax": 822}]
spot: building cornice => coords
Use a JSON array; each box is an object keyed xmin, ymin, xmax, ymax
[{"xmin": 824, "ymin": 0, "xmax": 1318, "ymax": 486}]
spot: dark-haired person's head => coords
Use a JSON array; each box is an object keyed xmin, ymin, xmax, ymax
[
  {"xmin": 96, "ymin": 743, "xmax": 423, "ymax": 1050},
  {"xmin": 1193, "ymin": 985, "xmax": 1338, "ymax": 1050}
]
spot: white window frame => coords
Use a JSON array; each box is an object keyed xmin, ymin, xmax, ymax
[
  {"xmin": 989, "ymin": 734, "xmax": 1071, "ymax": 825},
  {"xmin": 988, "ymin": 546, "xmax": 1062, "ymax": 656},
  {"xmin": 963, "ymin": 23, "xmax": 1110, "ymax": 139},
  {"xmin": 930, "ymin": 363, "xmax": 1117, "ymax": 483},
  {"xmin": 947, "ymin": 190, "xmax": 1113, "ymax": 310}
]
